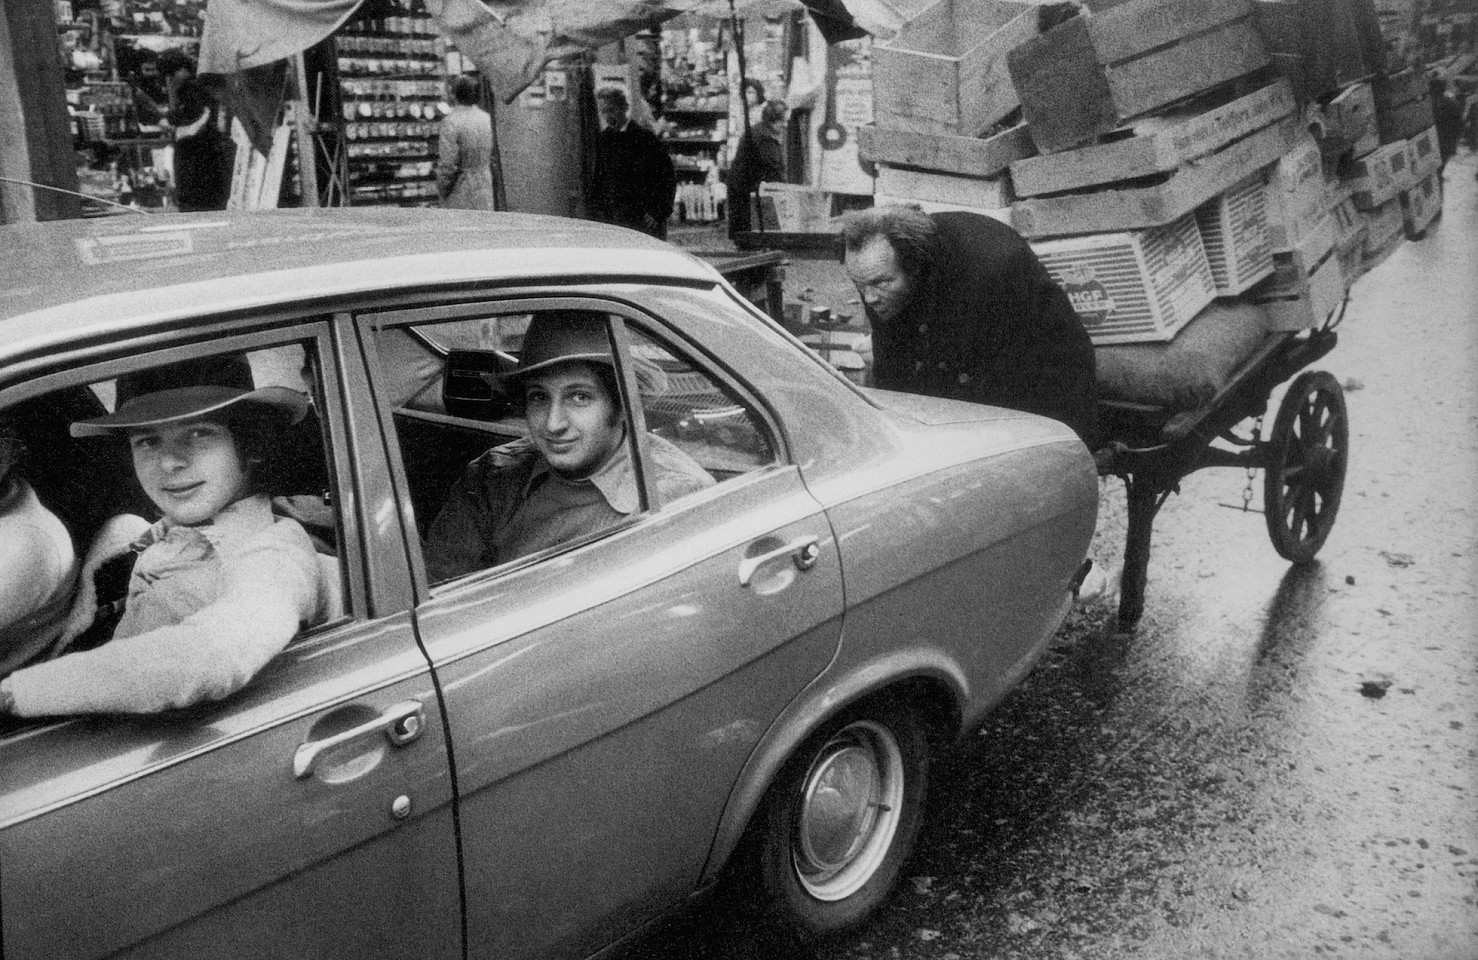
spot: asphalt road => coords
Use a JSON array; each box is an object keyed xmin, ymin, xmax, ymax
[{"xmin": 642, "ymin": 152, "xmax": 1478, "ymax": 959}]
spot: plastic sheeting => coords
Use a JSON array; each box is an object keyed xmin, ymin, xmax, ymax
[{"xmin": 199, "ymin": 0, "xmax": 868, "ymax": 103}]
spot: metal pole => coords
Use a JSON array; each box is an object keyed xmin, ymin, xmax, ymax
[
  {"xmin": 291, "ymin": 53, "xmax": 319, "ymax": 207},
  {"xmin": 730, "ymin": 0, "xmax": 751, "ymax": 139}
]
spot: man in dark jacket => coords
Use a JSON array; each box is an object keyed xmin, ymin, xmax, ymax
[
  {"xmin": 841, "ymin": 205, "xmax": 1097, "ymax": 445},
  {"xmin": 160, "ymin": 50, "xmax": 231, "ymax": 212},
  {"xmin": 727, "ymin": 99, "xmax": 787, "ymax": 243},
  {"xmin": 589, "ymin": 87, "xmax": 676, "ymax": 239}
]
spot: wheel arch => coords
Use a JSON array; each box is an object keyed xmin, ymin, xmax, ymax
[{"xmin": 699, "ymin": 662, "xmax": 964, "ymax": 887}]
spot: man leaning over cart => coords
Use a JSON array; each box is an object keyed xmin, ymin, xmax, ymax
[
  {"xmin": 841, "ymin": 205, "xmax": 1109, "ymax": 600},
  {"xmin": 840, "ymin": 204, "xmax": 1098, "ymax": 445}
]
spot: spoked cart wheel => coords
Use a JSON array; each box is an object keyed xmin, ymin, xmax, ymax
[{"xmin": 1263, "ymin": 370, "xmax": 1348, "ymax": 563}]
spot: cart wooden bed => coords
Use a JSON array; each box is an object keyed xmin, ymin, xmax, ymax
[{"xmin": 1093, "ymin": 303, "xmax": 1349, "ymax": 629}]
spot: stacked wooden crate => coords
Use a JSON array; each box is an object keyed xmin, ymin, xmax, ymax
[
  {"xmin": 859, "ymin": 0, "xmax": 1045, "ymax": 221},
  {"xmin": 1002, "ymin": 0, "xmax": 1302, "ymax": 346},
  {"xmin": 849, "ymin": 0, "xmax": 1427, "ymax": 401}
]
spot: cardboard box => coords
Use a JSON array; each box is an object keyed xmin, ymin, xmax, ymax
[
  {"xmin": 1283, "ymin": 206, "xmax": 1338, "ymax": 276},
  {"xmin": 1331, "ymin": 197, "xmax": 1369, "ymax": 281},
  {"xmin": 1361, "ymin": 196, "xmax": 1404, "ymax": 271},
  {"xmin": 1009, "ymin": 78, "xmax": 1294, "ymax": 197},
  {"xmin": 1318, "ymin": 81, "xmax": 1379, "ymax": 159},
  {"xmin": 875, "ymin": 164, "xmax": 1013, "ymax": 209},
  {"xmin": 1250, "ymin": 246, "xmax": 1346, "ymax": 331},
  {"xmin": 1405, "ymin": 126, "xmax": 1441, "ymax": 183},
  {"xmin": 1195, "ymin": 172, "xmax": 1275, "ymax": 295},
  {"xmin": 1030, "ymin": 213, "xmax": 1217, "ymax": 345},
  {"xmin": 1009, "ymin": 0, "xmax": 1270, "ymax": 153},
  {"xmin": 1400, "ymin": 171, "xmax": 1442, "ymax": 239},
  {"xmin": 872, "ymin": 0, "xmax": 1040, "ymax": 137},
  {"xmin": 1373, "ymin": 67, "xmax": 1435, "ymax": 143},
  {"xmin": 1348, "ymin": 141, "xmax": 1413, "ymax": 210},
  {"xmin": 756, "ymin": 184, "xmax": 836, "ymax": 232},
  {"xmin": 1266, "ymin": 135, "xmax": 1333, "ymax": 247}
]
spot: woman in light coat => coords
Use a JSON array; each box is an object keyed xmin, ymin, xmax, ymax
[{"xmin": 436, "ymin": 75, "xmax": 495, "ymax": 210}]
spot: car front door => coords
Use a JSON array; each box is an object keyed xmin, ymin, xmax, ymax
[
  {"xmin": 0, "ymin": 323, "xmax": 461, "ymax": 960},
  {"xmin": 360, "ymin": 297, "xmax": 845, "ymax": 960}
]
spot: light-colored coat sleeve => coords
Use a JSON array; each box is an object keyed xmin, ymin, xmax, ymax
[{"xmin": 4, "ymin": 519, "xmax": 319, "ymax": 716}]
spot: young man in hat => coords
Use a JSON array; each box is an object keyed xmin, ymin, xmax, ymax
[
  {"xmin": 423, "ymin": 312, "xmax": 714, "ymax": 582},
  {"xmin": 0, "ymin": 356, "xmax": 322, "ymax": 717}
]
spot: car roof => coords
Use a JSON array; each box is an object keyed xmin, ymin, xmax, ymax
[{"xmin": 0, "ymin": 208, "xmax": 721, "ymax": 350}]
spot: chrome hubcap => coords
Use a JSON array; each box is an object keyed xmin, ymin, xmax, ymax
[{"xmin": 792, "ymin": 720, "xmax": 905, "ymax": 901}]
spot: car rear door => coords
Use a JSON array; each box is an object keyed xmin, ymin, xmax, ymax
[
  {"xmin": 359, "ymin": 296, "xmax": 845, "ymax": 960},
  {"xmin": 0, "ymin": 322, "xmax": 461, "ymax": 960}
]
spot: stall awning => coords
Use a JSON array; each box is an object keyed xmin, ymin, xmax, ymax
[{"xmin": 199, "ymin": 0, "xmax": 869, "ymax": 103}]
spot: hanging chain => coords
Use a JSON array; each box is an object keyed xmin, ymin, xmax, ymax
[{"xmin": 1241, "ymin": 415, "xmax": 1265, "ymax": 512}]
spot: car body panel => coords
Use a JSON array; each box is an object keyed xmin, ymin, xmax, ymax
[
  {"xmin": 412, "ymin": 470, "xmax": 843, "ymax": 960},
  {"xmin": 0, "ymin": 208, "xmax": 1096, "ymax": 960}
]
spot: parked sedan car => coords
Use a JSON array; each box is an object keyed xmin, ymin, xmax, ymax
[{"xmin": 0, "ymin": 209, "xmax": 1096, "ymax": 960}]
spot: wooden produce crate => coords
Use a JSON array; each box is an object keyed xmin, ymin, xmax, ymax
[
  {"xmin": 872, "ymin": 192, "xmax": 1015, "ymax": 224},
  {"xmin": 1265, "ymin": 134, "xmax": 1333, "ymax": 248},
  {"xmin": 857, "ymin": 122, "xmax": 1035, "ymax": 179},
  {"xmin": 872, "ymin": 0, "xmax": 1040, "ymax": 138},
  {"xmin": 1373, "ymin": 67, "xmax": 1435, "ymax": 143},
  {"xmin": 875, "ymin": 164, "xmax": 1012, "ymax": 209},
  {"xmin": 1030, "ymin": 212, "xmax": 1218, "ymax": 345},
  {"xmin": 1250, "ymin": 244, "xmax": 1346, "ymax": 331},
  {"xmin": 1316, "ymin": 81, "xmax": 1379, "ymax": 160},
  {"xmin": 1008, "ymin": 0, "xmax": 1271, "ymax": 154},
  {"xmin": 1252, "ymin": 0, "xmax": 1372, "ymax": 102},
  {"xmin": 1010, "ymin": 79, "xmax": 1294, "ymax": 197},
  {"xmin": 1195, "ymin": 172, "xmax": 1275, "ymax": 295},
  {"xmin": 1010, "ymin": 116, "xmax": 1297, "ymax": 238},
  {"xmin": 1348, "ymin": 141, "xmax": 1413, "ymax": 209},
  {"xmin": 1400, "ymin": 171, "xmax": 1442, "ymax": 239}
]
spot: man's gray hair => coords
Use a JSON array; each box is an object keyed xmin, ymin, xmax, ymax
[{"xmin": 838, "ymin": 204, "xmax": 940, "ymax": 281}]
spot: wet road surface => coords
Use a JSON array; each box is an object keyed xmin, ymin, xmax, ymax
[{"xmin": 640, "ymin": 153, "xmax": 1478, "ymax": 959}]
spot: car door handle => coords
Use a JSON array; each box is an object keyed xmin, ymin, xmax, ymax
[
  {"xmin": 294, "ymin": 699, "xmax": 426, "ymax": 780},
  {"xmin": 738, "ymin": 535, "xmax": 822, "ymax": 588}
]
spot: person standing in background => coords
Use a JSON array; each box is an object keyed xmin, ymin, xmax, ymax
[
  {"xmin": 588, "ymin": 87, "xmax": 676, "ymax": 239},
  {"xmin": 436, "ymin": 75, "xmax": 495, "ymax": 210},
  {"xmin": 727, "ymin": 99, "xmax": 788, "ymax": 246},
  {"xmin": 159, "ymin": 49, "xmax": 231, "ymax": 212},
  {"xmin": 1428, "ymin": 75, "xmax": 1462, "ymax": 178}
]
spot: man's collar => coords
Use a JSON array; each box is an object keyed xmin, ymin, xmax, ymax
[{"xmin": 524, "ymin": 434, "xmax": 638, "ymax": 515}]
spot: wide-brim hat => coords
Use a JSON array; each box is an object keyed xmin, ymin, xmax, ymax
[
  {"xmin": 508, "ymin": 312, "xmax": 615, "ymax": 381},
  {"xmin": 508, "ymin": 312, "xmax": 668, "ymax": 395},
  {"xmin": 70, "ymin": 353, "xmax": 308, "ymax": 438}
]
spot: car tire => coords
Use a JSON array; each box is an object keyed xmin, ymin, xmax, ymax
[{"xmin": 745, "ymin": 699, "xmax": 929, "ymax": 940}]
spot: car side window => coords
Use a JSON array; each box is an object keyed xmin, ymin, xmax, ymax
[
  {"xmin": 0, "ymin": 340, "xmax": 346, "ymax": 711},
  {"xmin": 626, "ymin": 322, "xmax": 777, "ymax": 483},
  {"xmin": 371, "ymin": 305, "xmax": 775, "ymax": 587}
]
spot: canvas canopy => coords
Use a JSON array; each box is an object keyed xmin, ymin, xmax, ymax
[{"xmin": 199, "ymin": 0, "xmax": 873, "ymax": 103}]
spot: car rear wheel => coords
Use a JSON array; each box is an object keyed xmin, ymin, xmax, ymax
[{"xmin": 748, "ymin": 701, "xmax": 928, "ymax": 939}]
